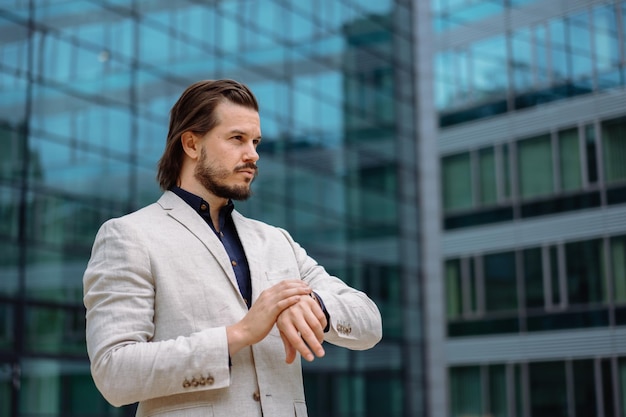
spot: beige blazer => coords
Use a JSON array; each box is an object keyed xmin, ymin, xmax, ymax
[{"xmin": 83, "ymin": 191, "xmax": 382, "ymax": 417}]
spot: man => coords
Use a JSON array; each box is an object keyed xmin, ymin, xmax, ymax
[{"xmin": 83, "ymin": 79, "xmax": 382, "ymax": 417}]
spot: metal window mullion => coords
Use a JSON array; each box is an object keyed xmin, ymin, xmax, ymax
[
  {"xmin": 516, "ymin": 249, "xmax": 526, "ymax": 331},
  {"xmin": 594, "ymin": 119, "xmax": 606, "ymax": 192},
  {"xmin": 612, "ymin": 356, "xmax": 621, "ymax": 417},
  {"xmin": 604, "ymin": 237, "xmax": 615, "ymax": 326},
  {"xmin": 594, "ymin": 357, "xmax": 605, "ymax": 417},
  {"xmin": 510, "ymin": 140, "xmax": 520, "ymax": 218},
  {"xmin": 565, "ymin": 360, "xmax": 575, "ymax": 417},
  {"xmin": 545, "ymin": 21, "xmax": 553, "ymax": 85},
  {"xmin": 542, "ymin": 245, "xmax": 553, "ymax": 310},
  {"xmin": 530, "ymin": 24, "xmax": 539, "ymax": 87},
  {"xmin": 475, "ymin": 254, "xmax": 485, "ymax": 315},
  {"xmin": 579, "ymin": 123, "xmax": 589, "ymax": 189},
  {"xmin": 552, "ymin": 129, "xmax": 561, "ymax": 193},
  {"xmin": 482, "ymin": 365, "xmax": 490, "ymax": 417},
  {"xmin": 471, "ymin": 149, "xmax": 480, "ymax": 208},
  {"xmin": 461, "ymin": 256, "xmax": 472, "ymax": 317},
  {"xmin": 506, "ymin": 363, "xmax": 516, "ymax": 417},
  {"xmin": 495, "ymin": 144, "xmax": 504, "ymax": 203},
  {"xmin": 558, "ymin": 243, "xmax": 568, "ymax": 309},
  {"xmin": 521, "ymin": 363, "xmax": 530, "ymax": 417}
]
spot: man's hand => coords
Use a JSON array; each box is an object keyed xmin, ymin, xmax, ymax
[
  {"xmin": 226, "ymin": 280, "xmax": 311, "ymax": 357},
  {"xmin": 277, "ymin": 294, "xmax": 328, "ymax": 364}
]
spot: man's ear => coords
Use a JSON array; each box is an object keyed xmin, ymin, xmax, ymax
[{"xmin": 180, "ymin": 132, "xmax": 201, "ymax": 160}]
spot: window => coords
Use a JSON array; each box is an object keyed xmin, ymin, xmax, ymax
[
  {"xmin": 549, "ymin": 19, "xmax": 569, "ymax": 81},
  {"xmin": 488, "ymin": 365, "xmax": 508, "ymax": 417},
  {"xmin": 568, "ymin": 11, "xmax": 593, "ymax": 80},
  {"xmin": 523, "ymin": 248, "xmax": 544, "ymax": 308},
  {"xmin": 446, "ymin": 259, "xmax": 463, "ymax": 318},
  {"xmin": 529, "ymin": 361, "xmax": 568, "ymax": 417},
  {"xmin": 612, "ymin": 235, "xmax": 626, "ymax": 303},
  {"xmin": 565, "ymin": 239, "xmax": 606, "ymax": 305},
  {"xmin": 518, "ymin": 134, "xmax": 553, "ymax": 199},
  {"xmin": 484, "ymin": 251, "xmax": 517, "ymax": 312},
  {"xmin": 450, "ymin": 364, "xmax": 512, "ymax": 417},
  {"xmin": 442, "ymin": 153, "xmax": 472, "ymax": 211},
  {"xmin": 450, "ymin": 366, "xmax": 482, "ymax": 417},
  {"xmin": 558, "ymin": 128, "xmax": 582, "ymax": 191},
  {"xmin": 602, "ymin": 117, "xmax": 626, "ymax": 184},
  {"xmin": 572, "ymin": 360, "xmax": 597, "ymax": 416},
  {"xmin": 511, "ymin": 28, "xmax": 533, "ymax": 91},
  {"xmin": 471, "ymin": 36, "xmax": 508, "ymax": 101},
  {"xmin": 620, "ymin": 358, "xmax": 626, "ymax": 417},
  {"xmin": 593, "ymin": 4, "xmax": 620, "ymax": 71},
  {"xmin": 478, "ymin": 147, "xmax": 497, "ymax": 205}
]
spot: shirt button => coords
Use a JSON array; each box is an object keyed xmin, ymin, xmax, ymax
[
  {"xmin": 200, "ymin": 203, "xmax": 208, "ymax": 211},
  {"xmin": 231, "ymin": 260, "xmax": 237, "ymax": 266},
  {"xmin": 253, "ymin": 391, "xmax": 261, "ymax": 402}
]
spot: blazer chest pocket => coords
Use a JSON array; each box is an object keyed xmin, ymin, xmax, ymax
[{"xmin": 265, "ymin": 267, "xmax": 299, "ymax": 282}]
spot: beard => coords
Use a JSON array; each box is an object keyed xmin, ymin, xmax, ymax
[{"xmin": 194, "ymin": 148, "xmax": 257, "ymax": 201}]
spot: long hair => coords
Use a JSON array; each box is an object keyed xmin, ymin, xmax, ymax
[{"xmin": 156, "ymin": 79, "xmax": 259, "ymax": 190}]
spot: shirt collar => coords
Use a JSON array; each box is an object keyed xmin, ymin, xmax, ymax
[{"xmin": 170, "ymin": 186, "xmax": 235, "ymax": 217}]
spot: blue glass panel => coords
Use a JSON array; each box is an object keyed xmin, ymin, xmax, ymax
[
  {"xmin": 0, "ymin": 15, "xmax": 29, "ymax": 73},
  {"xmin": 593, "ymin": 4, "xmax": 620, "ymax": 71},
  {"xmin": 471, "ymin": 36, "xmax": 508, "ymax": 101},
  {"xmin": 569, "ymin": 11, "xmax": 593, "ymax": 79},
  {"xmin": 511, "ymin": 28, "xmax": 533, "ymax": 91},
  {"xmin": 550, "ymin": 19, "xmax": 570, "ymax": 80},
  {"xmin": 534, "ymin": 25, "xmax": 550, "ymax": 84}
]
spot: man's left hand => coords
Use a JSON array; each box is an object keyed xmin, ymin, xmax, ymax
[{"xmin": 276, "ymin": 293, "xmax": 327, "ymax": 364}]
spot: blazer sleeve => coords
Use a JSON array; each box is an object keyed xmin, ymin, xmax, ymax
[
  {"xmin": 83, "ymin": 218, "xmax": 231, "ymax": 407},
  {"xmin": 277, "ymin": 229, "xmax": 383, "ymax": 350}
]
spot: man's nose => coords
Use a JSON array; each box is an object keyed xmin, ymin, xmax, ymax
[{"xmin": 244, "ymin": 143, "xmax": 259, "ymax": 162}]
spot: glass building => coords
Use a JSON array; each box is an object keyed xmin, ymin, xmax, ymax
[
  {"xmin": 0, "ymin": 1, "xmax": 423, "ymax": 417},
  {"xmin": 430, "ymin": 0, "xmax": 626, "ymax": 416}
]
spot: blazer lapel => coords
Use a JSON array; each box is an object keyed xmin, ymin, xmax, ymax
[
  {"xmin": 231, "ymin": 211, "xmax": 265, "ymax": 304},
  {"xmin": 156, "ymin": 191, "xmax": 241, "ymax": 296}
]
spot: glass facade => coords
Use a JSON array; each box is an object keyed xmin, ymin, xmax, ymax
[
  {"xmin": 442, "ymin": 115, "xmax": 626, "ymax": 230},
  {"xmin": 435, "ymin": 1, "xmax": 626, "ymax": 127},
  {"xmin": 0, "ymin": 1, "xmax": 420, "ymax": 416},
  {"xmin": 435, "ymin": 0, "xmax": 626, "ymax": 416}
]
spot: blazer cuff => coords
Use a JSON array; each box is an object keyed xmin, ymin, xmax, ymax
[{"xmin": 312, "ymin": 291, "xmax": 330, "ymax": 333}]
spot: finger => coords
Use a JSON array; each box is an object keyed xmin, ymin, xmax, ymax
[
  {"xmin": 306, "ymin": 300, "xmax": 327, "ymax": 343},
  {"xmin": 298, "ymin": 320, "xmax": 325, "ymax": 358},
  {"xmin": 280, "ymin": 331, "xmax": 297, "ymax": 364},
  {"xmin": 274, "ymin": 295, "xmax": 303, "ymax": 312},
  {"xmin": 281, "ymin": 322, "xmax": 315, "ymax": 362}
]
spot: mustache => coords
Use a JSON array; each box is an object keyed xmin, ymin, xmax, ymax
[{"xmin": 235, "ymin": 162, "xmax": 258, "ymax": 172}]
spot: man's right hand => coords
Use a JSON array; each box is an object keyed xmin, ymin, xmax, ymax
[{"xmin": 226, "ymin": 280, "xmax": 311, "ymax": 357}]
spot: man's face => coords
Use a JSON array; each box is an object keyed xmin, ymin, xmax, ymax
[{"xmin": 194, "ymin": 100, "xmax": 261, "ymax": 201}]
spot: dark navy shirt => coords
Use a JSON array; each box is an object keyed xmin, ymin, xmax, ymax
[{"xmin": 170, "ymin": 186, "xmax": 252, "ymax": 308}]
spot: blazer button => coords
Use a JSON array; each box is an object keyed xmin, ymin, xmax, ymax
[
  {"xmin": 182, "ymin": 379, "xmax": 191, "ymax": 388},
  {"xmin": 206, "ymin": 375, "xmax": 215, "ymax": 385},
  {"xmin": 191, "ymin": 378, "xmax": 199, "ymax": 387},
  {"xmin": 253, "ymin": 391, "xmax": 261, "ymax": 402}
]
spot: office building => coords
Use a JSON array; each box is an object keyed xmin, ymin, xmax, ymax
[{"xmin": 428, "ymin": 0, "xmax": 626, "ymax": 416}]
